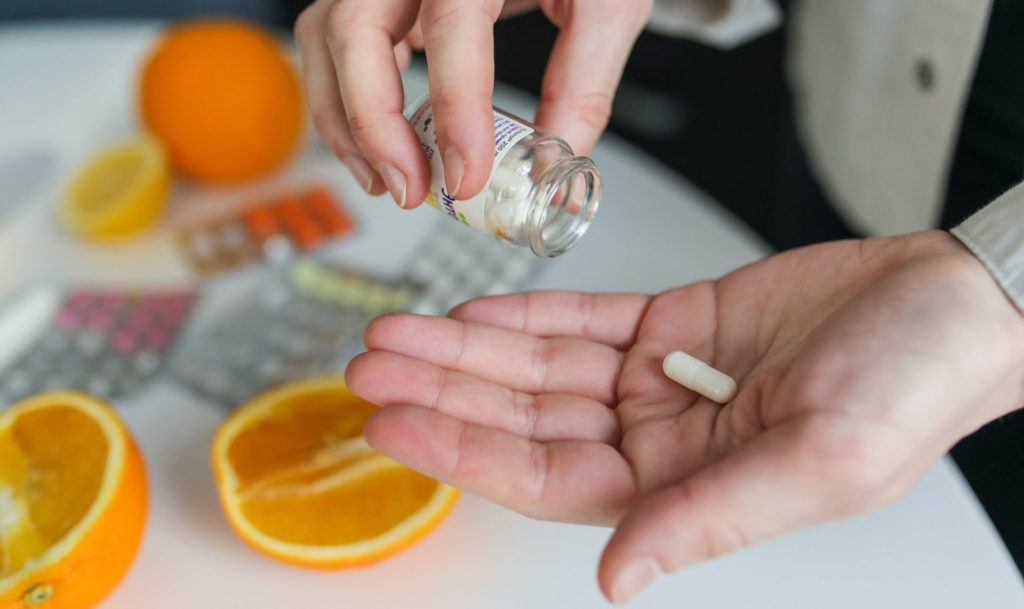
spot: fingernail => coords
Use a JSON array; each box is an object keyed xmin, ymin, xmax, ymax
[
  {"xmin": 442, "ymin": 147, "xmax": 465, "ymax": 198},
  {"xmin": 611, "ymin": 558, "xmax": 662, "ymax": 605},
  {"xmin": 341, "ymin": 156, "xmax": 374, "ymax": 193},
  {"xmin": 379, "ymin": 164, "xmax": 407, "ymax": 208}
]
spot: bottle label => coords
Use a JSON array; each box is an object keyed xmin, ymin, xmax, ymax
[{"xmin": 408, "ymin": 101, "xmax": 534, "ymax": 233}]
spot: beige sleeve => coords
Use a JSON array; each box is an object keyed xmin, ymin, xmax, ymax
[
  {"xmin": 950, "ymin": 183, "xmax": 1024, "ymax": 314},
  {"xmin": 648, "ymin": 0, "xmax": 782, "ymax": 49}
]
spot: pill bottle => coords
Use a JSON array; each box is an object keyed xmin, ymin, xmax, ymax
[{"xmin": 404, "ymin": 92, "xmax": 601, "ymax": 257}]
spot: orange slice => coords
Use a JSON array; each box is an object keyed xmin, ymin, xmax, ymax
[
  {"xmin": 0, "ymin": 392, "xmax": 147, "ymax": 609},
  {"xmin": 211, "ymin": 376, "xmax": 459, "ymax": 568},
  {"xmin": 60, "ymin": 136, "xmax": 169, "ymax": 240}
]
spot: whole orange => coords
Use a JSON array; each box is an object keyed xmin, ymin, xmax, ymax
[{"xmin": 139, "ymin": 20, "xmax": 304, "ymax": 183}]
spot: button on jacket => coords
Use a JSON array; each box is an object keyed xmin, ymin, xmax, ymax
[{"xmin": 650, "ymin": 0, "xmax": 1024, "ymax": 312}]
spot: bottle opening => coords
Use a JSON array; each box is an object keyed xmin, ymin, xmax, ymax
[{"xmin": 528, "ymin": 157, "xmax": 600, "ymax": 257}]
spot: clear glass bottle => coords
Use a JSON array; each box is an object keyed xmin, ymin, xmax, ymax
[{"xmin": 404, "ymin": 93, "xmax": 601, "ymax": 257}]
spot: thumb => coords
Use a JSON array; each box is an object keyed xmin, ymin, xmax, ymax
[{"xmin": 598, "ymin": 418, "xmax": 898, "ymax": 604}]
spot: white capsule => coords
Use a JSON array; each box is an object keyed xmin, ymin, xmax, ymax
[
  {"xmin": 662, "ymin": 351, "xmax": 737, "ymax": 404},
  {"xmin": 489, "ymin": 162, "xmax": 532, "ymax": 197}
]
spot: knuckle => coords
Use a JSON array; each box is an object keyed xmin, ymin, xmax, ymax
[
  {"xmin": 345, "ymin": 110, "xmax": 379, "ymax": 145},
  {"xmin": 420, "ymin": 0, "xmax": 458, "ymax": 30},
  {"xmin": 597, "ymin": 408, "xmax": 621, "ymax": 445},
  {"xmin": 324, "ymin": 0, "xmax": 362, "ymax": 49},
  {"xmin": 421, "ymin": 0, "xmax": 499, "ymax": 31},
  {"xmin": 428, "ymin": 92, "xmax": 462, "ymax": 118},
  {"xmin": 701, "ymin": 521, "xmax": 748, "ymax": 560},
  {"xmin": 513, "ymin": 392, "xmax": 540, "ymax": 439},
  {"xmin": 577, "ymin": 292, "xmax": 598, "ymax": 337},
  {"xmin": 528, "ymin": 442, "xmax": 552, "ymax": 504},
  {"xmin": 571, "ymin": 91, "xmax": 614, "ymax": 133},
  {"xmin": 531, "ymin": 340, "xmax": 555, "ymax": 392},
  {"xmin": 670, "ymin": 484, "xmax": 749, "ymax": 560},
  {"xmin": 448, "ymin": 421, "xmax": 470, "ymax": 479},
  {"xmin": 429, "ymin": 90, "xmax": 491, "ymax": 136}
]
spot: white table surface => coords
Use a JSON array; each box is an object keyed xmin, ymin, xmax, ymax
[{"xmin": 1, "ymin": 21, "xmax": 1023, "ymax": 609}]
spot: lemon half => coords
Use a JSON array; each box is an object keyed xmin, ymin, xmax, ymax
[{"xmin": 60, "ymin": 136, "xmax": 169, "ymax": 240}]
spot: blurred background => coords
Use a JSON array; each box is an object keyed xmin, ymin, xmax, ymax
[{"xmin": 2, "ymin": 0, "xmax": 1023, "ymax": 581}]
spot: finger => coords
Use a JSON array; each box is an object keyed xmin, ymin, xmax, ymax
[
  {"xmin": 294, "ymin": 0, "xmax": 386, "ymax": 195},
  {"xmin": 448, "ymin": 291, "xmax": 652, "ymax": 349},
  {"xmin": 420, "ymin": 0, "xmax": 504, "ymax": 199},
  {"xmin": 326, "ymin": 0, "xmax": 430, "ymax": 208},
  {"xmin": 578, "ymin": 283, "xmax": 717, "ymax": 436},
  {"xmin": 363, "ymin": 314, "xmax": 624, "ymax": 404},
  {"xmin": 346, "ymin": 350, "xmax": 620, "ymax": 444},
  {"xmin": 394, "ymin": 39, "xmax": 413, "ymax": 70},
  {"xmin": 597, "ymin": 416, "xmax": 907, "ymax": 604},
  {"xmin": 364, "ymin": 405, "xmax": 636, "ymax": 523},
  {"xmin": 535, "ymin": 1, "xmax": 652, "ymax": 154}
]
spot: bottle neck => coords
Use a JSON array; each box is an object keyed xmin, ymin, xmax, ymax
[{"xmin": 527, "ymin": 155, "xmax": 601, "ymax": 257}]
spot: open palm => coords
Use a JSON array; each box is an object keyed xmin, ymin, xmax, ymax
[{"xmin": 345, "ymin": 231, "xmax": 1024, "ymax": 602}]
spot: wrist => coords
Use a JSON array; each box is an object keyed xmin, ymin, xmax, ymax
[
  {"xmin": 886, "ymin": 231, "xmax": 1024, "ymax": 421},
  {"xmin": 937, "ymin": 233, "xmax": 1024, "ymax": 420}
]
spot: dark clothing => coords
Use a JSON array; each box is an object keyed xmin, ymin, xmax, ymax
[{"xmin": 941, "ymin": 0, "xmax": 1024, "ymax": 576}]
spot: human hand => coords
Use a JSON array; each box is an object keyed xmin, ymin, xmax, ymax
[
  {"xmin": 293, "ymin": 0, "xmax": 651, "ymax": 208},
  {"xmin": 345, "ymin": 230, "xmax": 1024, "ymax": 603}
]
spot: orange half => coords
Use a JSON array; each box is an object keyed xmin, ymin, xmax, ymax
[
  {"xmin": 211, "ymin": 376, "xmax": 459, "ymax": 568},
  {"xmin": 0, "ymin": 392, "xmax": 147, "ymax": 609}
]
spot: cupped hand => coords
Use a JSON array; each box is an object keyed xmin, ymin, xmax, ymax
[
  {"xmin": 345, "ymin": 230, "xmax": 1024, "ymax": 603},
  {"xmin": 293, "ymin": 0, "xmax": 652, "ymax": 208}
]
